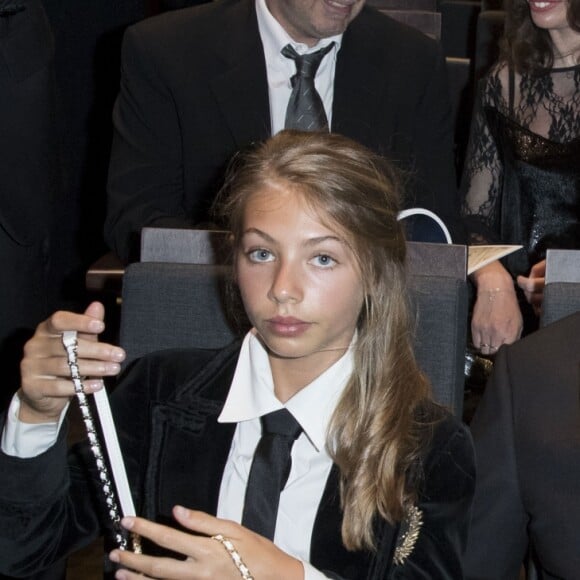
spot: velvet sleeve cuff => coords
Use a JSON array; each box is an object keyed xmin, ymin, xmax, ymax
[{"xmin": 0, "ymin": 419, "xmax": 68, "ymax": 505}]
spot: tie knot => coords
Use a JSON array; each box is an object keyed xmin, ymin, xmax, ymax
[
  {"xmin": 281, "ymin": 43, "xmax": 334, "ymax": 79},
  {"xmin": 261, "ymin": 408, "xmax": 302, "ymax": 440}
]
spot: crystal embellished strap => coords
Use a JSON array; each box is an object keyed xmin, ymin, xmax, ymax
[{"xmin": 61, "ymin": 331, "xmax": 141, "ymax": 553}]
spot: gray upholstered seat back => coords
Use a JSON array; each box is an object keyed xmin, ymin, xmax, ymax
[
  {"xmin": 409, "ymin": 274, "xmax": 467, "ymax": 415},
  {"xmin": 541, "ymin": 250, "xmax": 580, "ymax": 328},
  {"xmin": 119, "ymin": 263, "xmax": 240, "ymax": 365},
  {"xmin": 542, "ymin": 284, "xmax": 580, "ymax": 328}
]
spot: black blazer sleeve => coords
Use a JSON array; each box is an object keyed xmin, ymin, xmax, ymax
[
  {"xmin": 0, "ymin": 422, "xmax": 101, "ymax": 577},
  {"xmin": 463, "ymin": 347, "xmax": 529, "ymax": 579},
  {"xmin": 389, "ymin": 418, "xmax": 475, "ymax": 579}
]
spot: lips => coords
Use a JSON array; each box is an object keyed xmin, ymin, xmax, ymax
[
  {"xmin": 528, "ymin": 1, "xmax": 563, "ymax": 12},
  {"xmin": 266, "ymin": 316, "xmax": 311, "ymax": 336},
  {"xmin": 323, "ymin": 0, "xmax": 357, "ymax": 16}
]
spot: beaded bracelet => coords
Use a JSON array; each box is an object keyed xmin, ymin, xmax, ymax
[
  {"xmin": 481, "ymin": 287, "xmax": 508, "ymax": 303},
  {"xmin": 212, "ymin": 534, "xmax": 254, "ymax": 580}
]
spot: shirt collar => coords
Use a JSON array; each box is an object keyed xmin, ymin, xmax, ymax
[
  {"xmin": 255, "ymin": 0, "xmax": 342, "ymax": 60},
  {"xmin": 218, "ymin": 330, "xmax": 354, "ymax": 452}
]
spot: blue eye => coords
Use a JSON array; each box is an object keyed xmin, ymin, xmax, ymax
[
  {"xmin": 248, "ymin": 248, "xmax": 274, "ymax": 262},
  {"xmin": 312, "ymin": 254, "xmax": 337, "ymax": 268}
]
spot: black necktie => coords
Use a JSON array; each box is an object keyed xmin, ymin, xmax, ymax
[
  {"xmin": 241, "ymin": 408, "xmax": 303, "ymax": 540},
  {"xmin": 282, "ymin": 43, "xmax": 335, "ymax": 131}
]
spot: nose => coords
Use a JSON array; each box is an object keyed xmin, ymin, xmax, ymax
[{"xmin": 268, "ymin": 259, "xmax": 303, "ymax": 304}]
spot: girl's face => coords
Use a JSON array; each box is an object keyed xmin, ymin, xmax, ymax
[{"xmin": 236, "ymin": 180, "xmax": 364, "ymax": 372}]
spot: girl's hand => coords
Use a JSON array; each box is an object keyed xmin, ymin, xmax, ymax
[
  {"xmin": 110, "ymin": 507, "xmax": 304, "ymax": 580},
  {"xmin": 470, "ymin": 261, "xmax": 522, "ymax": 355},
  {"xmin": 18, "ymin": 301, "xmax": 125, "ymax": 423},
  {"xmin": 517, "ymin": 259, "xmax": 546, "ymax": 316}
]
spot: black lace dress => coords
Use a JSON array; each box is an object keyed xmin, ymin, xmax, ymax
[{"xmin": 461, "ymin": 63, "xmax": 580, "ymax": 279}]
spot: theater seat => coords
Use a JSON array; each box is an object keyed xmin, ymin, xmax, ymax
[{"xmin": 541, "ymin": 250, "xmax": 580, "ymax": 328}]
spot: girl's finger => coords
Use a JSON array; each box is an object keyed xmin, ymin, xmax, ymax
[
  {"xmin": 23, "ymin": 334, "xmax": 125, "ymax": 364},
  {"xmin": 171, "ymin": 507, "xmax": 235, "ymax": 538},
  {"xmin": 119, "ymin": 516, "xmax": 215, "ymax": 561},
  {"xmin": 111, "ymin": 548, "xmax": 193, "ymax": 579},
  {"xmin": 43, "ymin": 311, "xmax": 105, "ymax": 337}
]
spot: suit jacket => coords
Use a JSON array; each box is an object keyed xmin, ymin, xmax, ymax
[
  {"xmin": 464, "ymin": 311, "xmax": 580, "ymax": 579},
  {"xmin": 0, "ymin": 0, "xmax": 58, "ymax": 414},
  {"xmin": 104, "ymin": 0, "xmax": 463, "ymax": 262},
  {"xmin": 0, "ymin": 342, "xmax": 474, "ymax": 579},
  {"xmin": 0, "ymin": 0, "xmax": 56, "ymax": 246}
]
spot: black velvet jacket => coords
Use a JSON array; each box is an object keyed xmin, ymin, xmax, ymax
[{"xmin": 0, "ymin": 343, "xmax": 475, "ymax": 578}]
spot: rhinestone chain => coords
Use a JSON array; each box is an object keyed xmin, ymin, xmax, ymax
[{"xmin": 61, "ymin": 331, "xmax": 141, "ymax": 553}]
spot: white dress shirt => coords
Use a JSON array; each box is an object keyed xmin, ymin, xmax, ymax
[
  {"xmin": 255, "ymin": 0, "xmax": 342, "ymax": 134},
  {"xmin": 218, "ymin": 331, "xmax": 353, "ymax": 580}
]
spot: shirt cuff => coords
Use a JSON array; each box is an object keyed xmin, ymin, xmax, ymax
[
  {"xmin": 303, "ymin": 560, "xmax": 331, "ymax": 580},
  {"xmin": 1, "ymin": 393, "xmax": 68, "ymax": 458}
]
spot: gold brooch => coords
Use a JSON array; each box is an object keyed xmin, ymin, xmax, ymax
[{"xmin": 393, "ymin": 505, "xmax": 423, "ymax": 565}]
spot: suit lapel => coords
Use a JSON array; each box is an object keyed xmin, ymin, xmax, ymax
[
  {"xmin": 311, "ymin": 465, "xmax": 398, "ymax": 579},
  {"xmin": 333, "ymin": 8, "xmax": 390, "ymax": 150},
  {"xmin": 311, "ymin": 466, "xmax": 352, "ymax": 571},
  {"xmin": 209, "ymin": 0, "xmax": 271, "ymax": 146},
  {"xmin": 144, "ymin": 401, "xmax": 236, "ymax": 521}
]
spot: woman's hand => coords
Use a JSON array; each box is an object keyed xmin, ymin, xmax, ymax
[
  {"xmin": 470, "ymin": 261, "xmax": 523, "ymax": 355},
  {"xmin": 517, "ymin": 259, "xmax": 546, "ymax": 316},
  {"xmin": 110, "ymin": 507, "xmax": 304, "ymax": 580},
  {"xmin": 18, "ymin": 301, "xmax": 126, "ymax": 424}
]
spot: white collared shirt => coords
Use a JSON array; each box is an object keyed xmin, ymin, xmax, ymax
[
  {"xmin": 2, "ymin": 397, "xmax": 68, "ymax": 458},
  {"xmin": 217, "ymin": 330, "xmax": 353, "ymax": 580},
  {"xmin": 255, "ymin": 0, "xmax": 342, "ymax": 134}
]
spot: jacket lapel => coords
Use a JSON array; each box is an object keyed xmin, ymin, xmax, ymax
[
  {"xmin": 141, "ymin": 345, "xmax": 240, "ymax": 525},
  {"xmin": 333, "ymin": 8, "xmax": 390, "ymax": 150},
  {"xmin": 311, "ymin": 465, "xmax": 398, "ymax": 579},
  {"xmin": 209, "ymin": 0, "xmax": 271, "ymax": 147}
]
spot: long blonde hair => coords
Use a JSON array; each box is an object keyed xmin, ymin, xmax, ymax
[{"xmin": 213, "ymin": 130, "xmax": 432, "ymax": 551}]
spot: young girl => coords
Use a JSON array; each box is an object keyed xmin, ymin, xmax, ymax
[{"xmin": 0, "ymin": 131, "xmax": 474, "ymax": 579}]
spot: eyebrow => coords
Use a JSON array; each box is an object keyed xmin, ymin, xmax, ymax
[{"xmin": 242, "ymin": 228, "xmax": 345, "ymax": 247}]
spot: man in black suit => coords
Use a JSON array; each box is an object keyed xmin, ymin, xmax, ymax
[
  {"xmin": 464, "ymin": 311, "xmax": 580, "ymax": 579},
  {"xmin": 0, "ymin": 0, "xmax": 57, "ymax": 410},
  {"xmin": 105, "ymin": 0, "xmax": 463, "ymax": 262}
]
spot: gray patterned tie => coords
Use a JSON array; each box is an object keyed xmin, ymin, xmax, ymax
[{"xmin": 282, "ymin": 43, "xmax": 335, "ymax": 131}]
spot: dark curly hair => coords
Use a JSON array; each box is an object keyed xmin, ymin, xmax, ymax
[{"xmin": 501, "ymin": 0, "xmax": 580, "ymax": 74}]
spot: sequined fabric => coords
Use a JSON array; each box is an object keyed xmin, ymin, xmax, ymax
[{"xmin": 487, "ymin": 107, "xmax": 580, "ymax": 276}]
